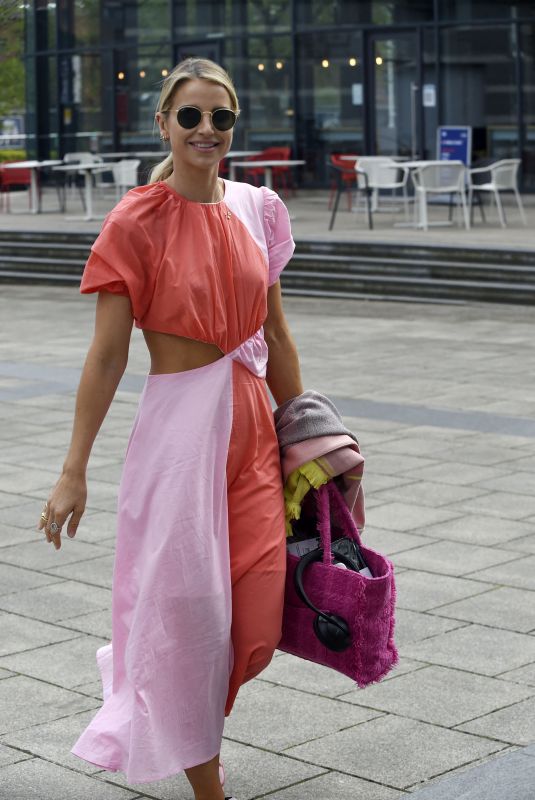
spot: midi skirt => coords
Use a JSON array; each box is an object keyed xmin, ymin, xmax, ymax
[{"xmin": 70, "ymin": 353, "xmax": 287, "ymax": 784}]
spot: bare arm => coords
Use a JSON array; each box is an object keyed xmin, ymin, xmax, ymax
[
  {"xmin": 264, "ymin": 280, "xmax": 304, "ymax": 406},
  {"xmin": 39, "ymin": 291, "xmax": 133, "ymax": 549}
]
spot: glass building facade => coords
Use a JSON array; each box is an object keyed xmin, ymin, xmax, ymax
[{"xmin": 23, "ymin": 0, "xmax": 535, "ymax": 188}]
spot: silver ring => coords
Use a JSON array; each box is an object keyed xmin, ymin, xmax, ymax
[{"xmin": 50, "ymin": 521, "xmax": 60, "ymax": 535}]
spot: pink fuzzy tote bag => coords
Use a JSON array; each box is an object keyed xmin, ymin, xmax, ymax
[{"xmin": 279, "ymin": 480, "xmax": 399, "ymax": 687}]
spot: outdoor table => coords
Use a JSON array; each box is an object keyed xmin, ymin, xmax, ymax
[
  {"xmin": 229, "ymin": 159, "xmax": 305, "ymax": 189},
  {"xmin": 2, "ymin": 159, "xmax": 63, "ymax": 213},
  {"xmin": 383, "ymin": 159, "xmax": 467, "ymax": 229},
  {"xmin": 52, "ymin": 162, "xmax": 111, "ymax": 221},
  {"xmin": 224, "ymin": 151, "xmax": 261, "ymax": 180}
]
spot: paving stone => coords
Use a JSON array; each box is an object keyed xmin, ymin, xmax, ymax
[
  {"xmin": 431, "ymin": 586, "xmax": 535, "ymax": 633},
  {"xmin": 386, "ymin": 461, "xmax": 509, "ymax": 488},
  {"xmin": 0, "ymin": 522, "xmax": 37, "ymax": 547},
  {"xmin": 378, "ymin": 655, "xmax": 425, "ymax": 682},
  {"xmin": 0, "ymin": 579, "xmax": 111, "ymax": 623},
  {"xmin": 73, "ymin": 510, "xmax": 118, "ymax": 545},
  {"xmin": 0, "ymin": 743, "xmax": 32, "ymax": 767},
  {"xmin": 412, "ymin": 514, "xmax": 535, "ymax": 547},
  {"xmin": 403, "ymin": 624, "xmax": 535, "ymax": 676},
  {"xmin": 0, "ymin": 758, "xmax": 139, "ymax": 799},
  {"xmin": 432, "ymin": 442, "xmax": 527, "ymax": 467},
  {"xmin": 0, "ymin": 465, "xmax": 61, "ymax": 495},
  {"xmin": 0, "ymin": 538, "xmax": 113, "ymax": 570},
  {"xmin": 363, "ymin": 454, "xmax": 441, "ymax": 477},
  {"xmin": 409, "ymin": 750, "xmax": 535, "ymax": 799},
  {"xmin": 0, "ymin": 610, "xmax": 80, "ymax": 657},
  {"xmin": 456, "ymin": 490, "xmax": 535, "ymax": 520},
  {"xmin": 457, "ymin": 696, "xmax": 535, "ymax": 745},
  {"xmin": 338, "ymin": 665, "xmax": 534, "ymax": 727},
  {"xmin": 392, "ymin": 540, "xmax": 521, "ymax": 576},
  {"xmin": 284, "ymin": 714, "xmax": 503, "ymax": 790},
  {"xmin": 0, "ymin": 491, "xmax": 29, "ymax": 510},
  {"xmin": 0, "ymin": 635, "xmax": 106, "ymax": 689},
  {"xmin": 502, "ymin": 532, "xmax": 535, "ymax": 554},
  {"xmin": 0, "ymin": 563, "xmax": 63, "ymax": 596},
  {"xmin": 361, "ymin": 473, "xmax": 417, "ymax": 494},
  {"xmin": 468, "ymin": 554, "xmax": 535, "ymax": 590},
  {"xmin": 393, "ymin": 608, "xmax": 465, "ymax": 646},
  {"xmin": 0, "ymin": 675, "xmax": 99, "ymax": 735},
  {"xmin": 45, "ymin": 553, "xmax": 115, "ymax": 589},
  {"xmin": 256, "ymin": 651, "xmax": 358, "ymax": 697},
  {"xmin": 223, "ymin": 684, "xmax": 380, "ymax": 751},
  {"xmin": 394, "ymin": 570, "xmax": 493, "ymax": 611},
  {"xmin": 511, "ymin": 454, "xmax": 535, "ymax": 473},
  {"xmin": 60, "ymin": 608, "xmax": 112, "ymax": 639},
  {"xmin": 1, "ymin": 708, "xmax": 109, "ymax": 775},
  {"xmin": 0, "ymin": 668, "xmax": 15, "ymax": 679},
  {"xmin": 110, "ymin": 741, "xmax": 324, "ymax": 799},
  {"xmin": 366, "ymin": 502, "xmax": 460, "ymax": 533},
  {"xmin": 86, "ymin": 461, "xmax": 124, "ymax": 485},
  {"xmin": 263, "ymin": 770, "xmax": 404, "ymax": 800},
  {"xmin": 361, "ymin": 527, "xmax": 436, "ymax": 555},
  {"xmin": 370, "ymin": 479, "xmax": 488, "ymax": 509},
  {"xmin": 499, "ymin": 663, "xmax": 535, "ymax": 687},
  {"xmin": 521, "ymin": 743, "xmax": 535, "ymax": 757},
  {"xmin": 475, "ymin": 470, "xmax": 535, "ymax": 497},
  {"xmin": 70, "ymin": 679, "xmax": 103, "ymax": 700}
]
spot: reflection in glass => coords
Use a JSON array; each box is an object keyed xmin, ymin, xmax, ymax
[
  {"xmin": 441, "ymin": 26, "xmax": 518, "ymax": 164},
  {"xmin": 521, "ymin": 24, "xmax": 535, "ymax": 189},
  {"xmin": 373, "ymin": 36, "xmax": 418, "ymax": 156},
  {"xmin": 224, "ymin": 37, "xmax": 293, "ymax": 151},
  {"xmin": 174, "ymin": 0, "xmax": 290, "ymax": 37},
  {"xmin": 296, "ymin": 31, "xmax": 363, "ymax": 184},
  {"xmin": 440, "ymin": 1, "xmax": 535, "ymax": 21}
]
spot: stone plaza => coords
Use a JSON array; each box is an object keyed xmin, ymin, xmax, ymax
[{"xmin": 0, "ymin": 274, "xmax": 534, "ymax": 799}]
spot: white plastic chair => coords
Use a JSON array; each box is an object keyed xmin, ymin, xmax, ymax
[
  {"xmin": 411, "ymin": 161, "xmax": 469, "ymax": 230},
  {"xmin": 111, "ymin": 159, "xmax": 141, "ymax": 200},
  {"xmin": 468, "ymin": 159, "xmax": 526, "ymax": 227},
  {"xmin": 354, "ymin": 157, "xmax": 410, "ymax": 220}
]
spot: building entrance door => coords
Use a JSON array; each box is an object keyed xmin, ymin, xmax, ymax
[{"xmin": 368, "ymin": 32, "xmax": 421, "ymax": 157}]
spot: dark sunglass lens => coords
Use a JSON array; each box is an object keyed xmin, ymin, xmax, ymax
[
  {"xmin": 212, "ymin": 109, "xmax": 236, "ymax": 131},
  {"xmin": 177, "ymin": 106, "xmax": 202, "ymax": 129}
]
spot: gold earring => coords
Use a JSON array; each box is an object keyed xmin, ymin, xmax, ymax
[{"xmin": 160, "ymin": 132, "xmax": 168, "ymax": 141}]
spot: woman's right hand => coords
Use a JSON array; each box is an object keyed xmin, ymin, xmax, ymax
[{"xmin": 37, "ymin": 471, "xmax": 87, "ymax": 551}]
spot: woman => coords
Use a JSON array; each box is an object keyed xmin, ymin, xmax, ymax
[{"xmin": 37, "ymin": 57, "xmax": 303, "ymax": 800}]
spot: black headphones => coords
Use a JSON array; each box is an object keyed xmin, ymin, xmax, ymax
[{"xmin": 293, "ymin": 547, "xmax": 354, "ymax": 652}]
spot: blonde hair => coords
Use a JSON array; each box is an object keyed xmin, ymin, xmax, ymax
[{"xmin": 149, "ymin": 57, "xmax": 240, "ymax": 184}]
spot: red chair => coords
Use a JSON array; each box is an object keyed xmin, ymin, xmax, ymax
[
  {"xmin": 328, "ymin": 154, "xmax": 358, "ymax": 211},
  {"xmin": 242, "ymin": 147, "xmax": 295, "ymax": 197},
  {"xmin": 0, "ymin": 162, "xmax": 33, "ymax": 212}
]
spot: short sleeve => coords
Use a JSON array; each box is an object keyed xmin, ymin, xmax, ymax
[
  {"xmin": 261, "ymin": 187, "xmax": 295, "ymax": 286},
  {"xmin": 80, "ymin": 214, "xmax": 149, "ymax": 320}
]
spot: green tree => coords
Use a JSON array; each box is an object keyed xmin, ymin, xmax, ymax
[{"xmin": 0, "ymin": 0, "xmax": 25, "ymax": 117}]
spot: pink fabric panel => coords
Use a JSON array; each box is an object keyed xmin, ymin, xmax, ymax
[
  {"xmin": 70, "ymin": 356, "xmax": 235, "ymax": 784},
  {"xmin": 227, "ymin": 325, "xmax": 268, "ymax": 379},
  {"xmin": 223, "ymin": 180, "xmax": 295, "ymax": 286}
]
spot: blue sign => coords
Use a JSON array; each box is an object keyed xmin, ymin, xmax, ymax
[{"xmin": 437, "ymin": 126, "xmax": 472, "ymax": 165}]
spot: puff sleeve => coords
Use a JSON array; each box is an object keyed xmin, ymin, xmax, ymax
[
  {"xmin": 261, "ymin": 186, "xmax": 295, "ymax": 286},
  {"xmin": 80, "ymin": 213, "xmax": 150, "ymax": 322}
]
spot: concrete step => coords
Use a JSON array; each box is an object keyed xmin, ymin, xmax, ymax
[
  {"xmin": 295, "ymin": 238, "xmax": 535, "ymax": 267},
  {"xmin": 0, "ymin": 242, "xmax": 91, "ymax": 260},
  {"xmin": 281, "ymin": 269, "xmax": 535, "ymax": 304},
  {"xmin": 0, "ymin": 255, "xmax": 85, "ymax": 275},
  {"xmin": 290, "ymin": 253, "xmax": 535, "ymax": 285}
]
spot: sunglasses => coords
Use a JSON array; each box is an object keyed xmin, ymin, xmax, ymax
[{"xmin": 175, "ymin": 105, "xmax": 239, "ymax": 132}]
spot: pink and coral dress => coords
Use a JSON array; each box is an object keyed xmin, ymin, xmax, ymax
[{"xmin": 70, "ymin": 179, "xmax": 295, "ymax": 784}]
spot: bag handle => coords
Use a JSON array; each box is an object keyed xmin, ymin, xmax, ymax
[{"xmin": 314, "ymin": 480, "xmax": 361, "ymax": 566}]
